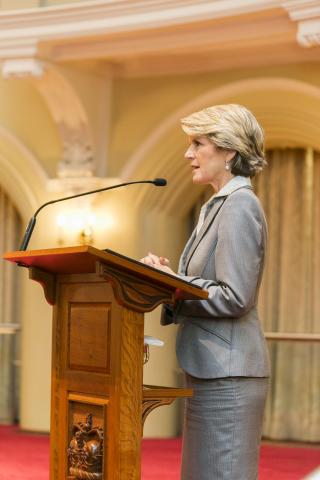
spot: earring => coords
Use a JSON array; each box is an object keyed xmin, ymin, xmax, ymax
[{"xmin": 225, "ymin": 163, "xmax": 230, "ymax": 171}]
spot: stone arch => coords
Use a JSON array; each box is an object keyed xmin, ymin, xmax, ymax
[
  {"xmin": 0, "ymin": 125, "xmax": 48, "ymax": 221},
  {"xmin": 121, "ymin": 77, "xmax": 320, "ymax": 216}
]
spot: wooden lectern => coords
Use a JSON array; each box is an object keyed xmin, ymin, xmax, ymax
[{"xmin": 4, "ymin": 246, "xmax": 207, "ymax": 480}]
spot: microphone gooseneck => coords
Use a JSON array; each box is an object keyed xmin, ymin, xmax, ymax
[{"xmin": 19, "ymin": 178, "xmax": 167, "ymax": 251}]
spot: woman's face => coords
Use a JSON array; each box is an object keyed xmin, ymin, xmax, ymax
[{"xmin": 185, "ymin": 136, "xmax": 234, "ymax": 186}]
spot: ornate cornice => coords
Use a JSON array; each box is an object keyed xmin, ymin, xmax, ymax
[
  {"xmin": 282, "ymin": 0, "xmax": 320, "ymax": 46},
  {"xmin": 0, "ymin": 0, "xmax": 281, "ymax": 59},
  {"xmin": 297, "ymin": 19, "xmax": 320, "ymax": 46},
  {"xmin": 1, "ymin": 1, "xmax": 319, "ymax": 74},
  {"xmin": 282, "ymin": 0, "xmax": 320, "ymax": 21}
]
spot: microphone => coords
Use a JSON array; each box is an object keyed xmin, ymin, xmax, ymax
[
  {"xmin": 153, "ymin": 178, "xmax": 166, "ymax": 186},
  {"xmin": 19, "ymin": 178, "xmax": 167, "ymax": 251}
]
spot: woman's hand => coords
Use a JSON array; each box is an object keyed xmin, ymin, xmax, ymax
[{"xmin": 140, "ymin": 252, "xmax": 176, "ymax": 276}]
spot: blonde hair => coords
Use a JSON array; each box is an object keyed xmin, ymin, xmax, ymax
[{"xmin": 181, "ymin": 104, "xmax": 266, "ymax": 177}]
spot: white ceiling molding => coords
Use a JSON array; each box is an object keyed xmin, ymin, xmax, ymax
[
  {"xmin": 297, "ymin": 19, "xmax": 320, "ymax": 46},
  {"xmin": 283, "ymin": 0, "xmax": 320, "ymax": 46},
  {"xmin": 0, "ymin": 0, "xmax": 282, "ymax": 59},
  {"xmin": 0, "ymin": 0, "xmax": 318, "ymax": 75},
  {"xmin": 44, "ymin": 11, "xmax": 293, "ymax": 63},
  {"xmin": 282, "ymin": 0, "xmax": 320, "ymax": 21}
]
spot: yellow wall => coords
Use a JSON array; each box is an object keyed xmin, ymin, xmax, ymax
[
  {"xmin": 0, "ymin": 0, "xmax": 83, "ymax": 9},
  {"xmin": 0, "ymin": 0, "xmax": 38, "ymax": 9}
]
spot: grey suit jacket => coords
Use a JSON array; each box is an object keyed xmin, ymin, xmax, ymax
[{"xmin": 161, "ymin": 177, "xmax": 270, "ymax": 379}]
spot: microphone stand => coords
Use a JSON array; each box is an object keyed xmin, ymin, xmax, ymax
[{"xmin": 19, "ymin": 178, "xmax": 167, "ymax": 251}]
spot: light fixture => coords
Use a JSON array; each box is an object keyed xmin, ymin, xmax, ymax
[
  {"xmin": 56, "ymin": 205, "xmax": 116, "ymax": 247},
  {"xmin": 56, "ymin": 208, "xmax": 97, "ymax": 246}
]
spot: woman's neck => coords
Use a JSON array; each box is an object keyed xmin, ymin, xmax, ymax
[{"xmin": 210, "ymin": 172, "xmax": 235, "ymax": 193}]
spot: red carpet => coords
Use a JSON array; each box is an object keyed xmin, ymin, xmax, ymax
[{"xmin": 0, "ymin": 426, "xmax": 319, "ymax": 479}]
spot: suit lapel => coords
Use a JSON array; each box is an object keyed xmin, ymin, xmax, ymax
[
  {"xmin": 181, "ymin": 184, "xmax": 253, "ymax": 275},
  {"xmin": 183, "ymin": 197, "xmax": 226, "ymax": 274},
  {"xmin": 178, "ymin": 227, "xmax": 197, "ymax": 273}
]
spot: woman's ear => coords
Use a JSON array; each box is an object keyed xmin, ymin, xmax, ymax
[{"xmin": 225, "ymin": 150, "xmax": 237, "ymax": 163}]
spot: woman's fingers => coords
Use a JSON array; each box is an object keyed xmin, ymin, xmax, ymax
[
  {"xmin": 160, "ymin": 256, "xmax": 170, "ymax": 266},
  {"xmin": 147, "ymin": 253, "xmax": 171, "ymax": 266},
  {"xmin": 148, "ymin": 252, "xmax": 161, "ymax": 264},
  {"xmin": 140, "ymin": 253, "xmax": 173, "ymax": 273},
  {"xmin": 140, "ymin": 253, "xmax": 176, "ymax": 276},
  {"xmin": 140, "ymin": 252, "xmax": 160, "ymax": 266},
  {"xmin": 140, "ymin": 256, "xmax": 154, "ymax": 266}
]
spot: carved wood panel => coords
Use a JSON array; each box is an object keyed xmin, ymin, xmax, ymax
[
  {"xmin": 68, "ymin": 394, "xmax": 108, "ymax": 480},
  {"xmin": 29, "ymin": 267, "xmax": 56, "ymax": 305},
  {"xmin": 142, "ymin": 398, "xmax": 175, "ymax": 427},
  {"xmin": 97, "ymin": 262, "xmax": 175, "ymax": 312}
]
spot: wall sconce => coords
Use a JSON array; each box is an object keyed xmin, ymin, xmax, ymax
[
  {"xmin": 56, "ymin": 207, "xmax": 116, "ymax": 246},
  {"xmin": 56, "ymin": 209, "xmax": 96, "ymax": 246}
]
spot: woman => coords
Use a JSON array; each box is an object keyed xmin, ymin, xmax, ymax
[{"xmin": 141, "ymin": 104, "xmax": 270, "ymax": 480}]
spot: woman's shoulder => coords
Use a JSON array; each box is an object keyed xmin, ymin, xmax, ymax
[
  {"xmin": 223, "ymin": 187, "xmax": 266, "ymax": 221},
  {"xmin": 226, "ymin": 186, "xmax": 259, "ymax": 205}
]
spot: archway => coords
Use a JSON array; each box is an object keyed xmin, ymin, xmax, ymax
[
  {"xmin": 0, "ymin": 125, "xmax": 47, "ymax": 221},
  {"xmin": 121, "ymin": 77, "xmax": 320, "ymax": 216}
]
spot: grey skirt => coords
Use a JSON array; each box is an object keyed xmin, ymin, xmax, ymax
[{"xmin": 181, "ymin": 375, "xmax": 269, "ymax": 480}]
